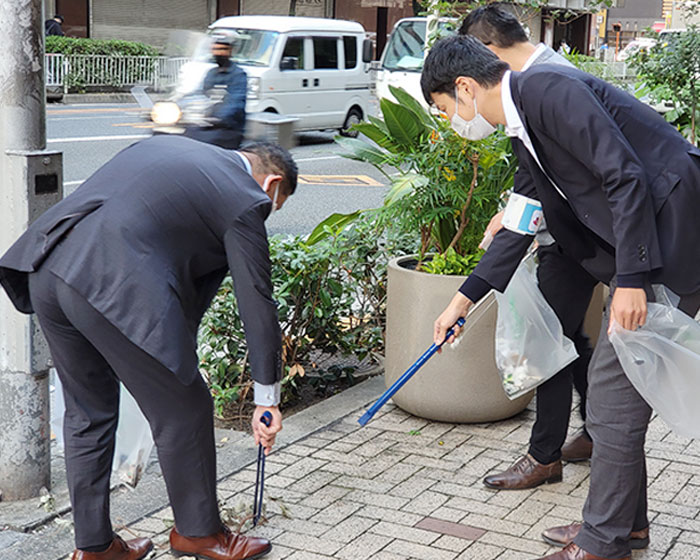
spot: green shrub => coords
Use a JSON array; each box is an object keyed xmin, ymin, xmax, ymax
[
  {"xmin": 198, "ymin": 214, "xmax": 416, "ymax": 416},
  {"xmin": 45, "ymin": 36, "xmax": 160, "ymax": 56}
]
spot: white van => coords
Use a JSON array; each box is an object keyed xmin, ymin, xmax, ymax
[
  {"xmin": 175, "ymin": 16, "xmax": 373, "ymax": 135},
  {"xmin": 374, "ymin": 17, "xmax": 456, "ymax": 107}
]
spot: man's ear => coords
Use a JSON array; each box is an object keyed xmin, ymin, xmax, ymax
[
  {"xmin": 454, "ymin": 76, "xmax": 478, "ymax": 98},
  {"xmin": 265, "ymin": 174, "xmax": 284, "ymax": 194},
  {"xmin": 454, "ymin": 76, "xmax": 470, "ymax": 91}
]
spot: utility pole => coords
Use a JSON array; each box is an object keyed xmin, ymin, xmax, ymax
[{"xmin": 0, "ymin": 0, "xmax": 63, "ymax": 501}]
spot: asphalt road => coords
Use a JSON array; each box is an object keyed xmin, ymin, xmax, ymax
[{"xmin": 46, "ymin": 102, "xmax": 390, "ymax": 237}]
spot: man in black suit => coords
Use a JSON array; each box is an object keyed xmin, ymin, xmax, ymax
[
  {"xmin": 460, "ymin": 4, "xmax": 598, "ymax": 492},
  {"xmin": 0, "ymin": 136, "xmax": 297, "ymax": 560},
  {"xmin": 421, "ymin": 35, "xmax": 700, "ymax": 560}
]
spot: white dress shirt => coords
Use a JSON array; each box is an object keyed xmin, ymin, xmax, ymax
[{"xmin": 501, "ymin": 70, "xmax": 568, "ymax": 201}]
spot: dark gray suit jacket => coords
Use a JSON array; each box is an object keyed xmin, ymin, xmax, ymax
[
  {"xmin": 462, "ymin": 64, "xmax": 700, "ymax": 301},
  {"xmin": 0, "ymin": 135, "xmax": 281, "ymax": 386}
]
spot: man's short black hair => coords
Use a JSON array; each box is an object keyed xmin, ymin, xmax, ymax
[
  {"xmin": 459, "ymin": 4, "xmax": 528, "ymax": 48},
  {"xmin": 54, "ymin": 14, "xmax": 64, "ymax": 23},
  {"xmin": 241, "ymin": 141, "xmax": 298, "ymax": 196},
  {"xmin": 421, "ymin": 35, "xmax": 509, "ymax": 105}
]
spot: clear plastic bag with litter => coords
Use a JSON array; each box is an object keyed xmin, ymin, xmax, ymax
[
  {"xmin": 51, "ymin": 374, "xmax": 154, "ymax": 488},
  {"xmin": 609, "ymin": 299, "xmax": 700, "ymax": 439},
  {"xmin": 494, "ymin": 253, "xmax": 579, "ymax": 399}
]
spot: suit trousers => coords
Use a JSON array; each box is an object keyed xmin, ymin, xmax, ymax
[
  {"xmin": 28, "ymin": 264, "xmax": 223, "ymax": 549},
  {"xmin": 528, "ymin": 244, "xmax": 598, "ymax": 464},
  {"xmin": 574, "ymin": 286, "xmax": 700, "ymax": 558}
]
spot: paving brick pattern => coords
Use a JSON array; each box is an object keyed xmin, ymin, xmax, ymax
[{"xmin": 59, "ymin": 400, "xmax": 700, "ymax": 559}]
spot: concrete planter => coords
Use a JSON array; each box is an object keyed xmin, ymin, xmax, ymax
[{"xmin": 385, "ymin": 256, "xmax": 533, "ymax": 423}]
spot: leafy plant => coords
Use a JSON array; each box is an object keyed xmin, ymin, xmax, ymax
[
  {"xmin": 46, "ymin": 36, "xmax": 161, "ymax": 92},
  {"xmin": 198, "ymin": 214, "xmax": 416, "ymax": 416},
  {"xmin": 45, "ymin": 36, "xmax": 160, "ymax": 56},
  {"xmin": 630, "ymin": 25, "xmax": 700, "ymax": 145},
  {"xmin": 336, "ymin": 84, "xmax": 516, "ymax": 276}
]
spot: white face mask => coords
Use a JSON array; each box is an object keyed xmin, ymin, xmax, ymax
[
  {"xmin": 263, "ymin": 176, "xmax": 280, "ymax": 216},
  {"xmin": 451, "ymin": 86, "xmax": 497, "ymax": 141}
]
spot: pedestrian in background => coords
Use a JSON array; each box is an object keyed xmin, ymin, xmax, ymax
[
  {"xmin": 423, "ymin": 34, "xmax": 700, "ymax": 560},
  {"xmin": 459, "ymin": 4, "xmax": 598, "ymax": 492},
  {"xmin": 45, "ymin": 14, "xmax": 64, "ymax": 36},
  {"xmin": 0, "ymin": 136, "xmax": 297, "ymax": 560}
]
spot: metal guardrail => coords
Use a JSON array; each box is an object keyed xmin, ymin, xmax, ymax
[
  {"xmin": 45, "ymin": 54, "xmax": 188, "ymax": 93},
  {"xmin": 571, "ymin": 59, "xmax": 636, "ymax": 83}
]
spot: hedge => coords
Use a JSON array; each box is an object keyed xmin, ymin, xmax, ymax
[{"xmin": 45, "ymin": 36, "xmax": 160, "ymax": 57}]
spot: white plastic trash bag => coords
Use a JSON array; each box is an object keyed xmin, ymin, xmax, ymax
[
  {"xmin": 495, "ymin": 253, "xmax": 579, "ymax": 399},
  {"xmin": 609, "ymin": 302, "xmax": 700, "ymax": 440},
  {"xmin": 51, "ymin": 372, "xmax": 155, "ymax": 488}
]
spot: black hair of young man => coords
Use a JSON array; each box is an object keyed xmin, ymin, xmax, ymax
[
  {"xmin": 459, "ymin": 4, "xmax": 528, "ymax": 48},
  {"xmin": 420, "ymin": 35, "xmax": 509, "ymax": 104},
  {"xmin": 241, "ymin": 141, "xmax": 299, "ymax": 195}
]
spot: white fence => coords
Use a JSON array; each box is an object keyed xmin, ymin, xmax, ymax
[{"xmin": 45, "ymin": 54, "xmax": 188, "ymax": 93}]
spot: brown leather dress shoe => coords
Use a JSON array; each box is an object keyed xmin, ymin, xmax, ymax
[
  {"xmin": 170, "ymin": 525, "xmax": 271, "ymax": 560},
  {"xmin": 71, "ymin": 535, "xmax": 153, "ymax": 560},
  {"xmin": 483, "ymin": 454, "xmax": 562, "ymax": 490},
  {"xmin": 561, "ymin": 431, "xmax": 593, "ymax": 462},
  {"xmin": 542, "ymin": 522, "xmax": 649, "ymax": 549},
  {"xmin": 538, "ymin": 542, "xmax": 629, "ymax": 560}
]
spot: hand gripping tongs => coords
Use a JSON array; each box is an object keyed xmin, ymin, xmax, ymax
[{"xmin": 253, "ymin": 410, "xmax": 272, "ymax": 527}]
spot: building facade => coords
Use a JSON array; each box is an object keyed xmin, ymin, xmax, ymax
[
  {"xmin": 606, "ymin": 0, "xmax": 664, "ymax": 45},
  {"xmin": 42, "ymin": 0, "xmax": 414, "ymax": 57},
  {"xmin": 43, "ymin": 1, "xmax": 608, "ymax": 57}
]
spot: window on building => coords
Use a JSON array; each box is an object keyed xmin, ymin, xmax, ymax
[
  {"xmin": 313, "ymin": 37, "xmax": 338, "ymax": 69},
  {"xmin": 343, "ymin": 36, "xmax": 357, "ymax": 69}
]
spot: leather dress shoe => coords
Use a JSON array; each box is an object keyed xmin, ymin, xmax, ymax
[
  {"xmin": 483, "ymin": 454, "xmax": 562, "ymax": 490},
  {"xmin": 72, "ymin": 535, "xmax": 153, "ymax": 560},
  {"xmin": 561, "ymin": 431, "xmax": 593, "ymax": 462},
  {"xmin": 537, "ymin": 542, "xmax": 629, "ymax": 560},
  {"xmin": 170, "ymin": 525, "xmax": 271, "ymax": 560},
  {"xmin": 542, "ymin": 522, "xmax": 649, "ymax": 549}
]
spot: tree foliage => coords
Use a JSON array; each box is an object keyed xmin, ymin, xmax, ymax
[{"xmin": 631, "ymin": 25, "xmax": 700, "ymax": 145}]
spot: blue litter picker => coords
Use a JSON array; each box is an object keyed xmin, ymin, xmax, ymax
[
  {"xmin": 358, "ymin": 318, "xmax": 466, "ymax": 427},
  {"xmin": 253, "ymin": 410, "xmax": 272, "ymax": 527}
]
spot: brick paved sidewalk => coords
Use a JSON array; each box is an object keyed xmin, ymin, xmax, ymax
[{"xmin": 64, "ymin": 392, "xmax": 700, "ymax": 560}]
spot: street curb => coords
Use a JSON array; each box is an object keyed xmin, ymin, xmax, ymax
[
  {"xmin": 0, "ymin": 375, "xmax": 385, "ymax": 560},
  {"xmin": 48, "ymin": 93, "xmax": 169, "ymax": 105}
]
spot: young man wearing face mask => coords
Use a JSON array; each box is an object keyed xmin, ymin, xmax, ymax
[
  {"xmin": 456, "ymin": 5, "xmax": 600, "ymax": 495},
  {"xmin": 183, "ymin": 30, "xmax": 248, "ymax": 150},
  {"xmin": 0, "ymin": 136, "xmax": 296, "ymax": 560},
  {"xmin": 422, "ymin": 35, "xmax": 700, "ymax": 560}
]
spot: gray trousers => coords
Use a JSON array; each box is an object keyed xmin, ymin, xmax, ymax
[
  {"xmin": 574, "ymin": 286, "xmax": 700, "ymax": 558},
  {"xmin": 29, "ymin": 265, "xmax": 223, "ymax": 549}
]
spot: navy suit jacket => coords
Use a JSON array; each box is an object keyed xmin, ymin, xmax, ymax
[
  {"xmin": 463, "ymin": 64, "xmax": 700, "ymax": 300},
  {"xmin": 0, "ymin": 135, "xmax": 282, "ymax": 386}
]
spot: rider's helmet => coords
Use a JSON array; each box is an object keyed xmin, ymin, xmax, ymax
[{"xmin": 210, "ymin": 29, "xmax": 239, "ymax": 47}]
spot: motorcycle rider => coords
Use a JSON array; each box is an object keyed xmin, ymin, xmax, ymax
[{"xmin": 182, "ymin": 29, "xmax": 248, "ymax": 149}]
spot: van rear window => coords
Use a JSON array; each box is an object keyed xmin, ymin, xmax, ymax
[{"xmin": 343, "ymin": 36, "xmax": 357, "ymax": 69}]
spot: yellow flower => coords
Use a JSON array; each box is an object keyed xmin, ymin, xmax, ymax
[{"xmin": 442, "ymin": 167, "xmax": 456, "ymax": 182}]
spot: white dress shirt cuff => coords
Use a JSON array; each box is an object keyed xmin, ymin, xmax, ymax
[{"xmin": 254, "ymin": 382, "xmax": 281, "ymax": 406}]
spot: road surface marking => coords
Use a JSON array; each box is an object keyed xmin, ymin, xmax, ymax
[
  {"xmin": 298, "ymin": 174, "xmax": 383, "ymax": 186},
  {"xmin": 111, "ymin": 122, "xmax": 156, "ymax": 129},
  {"xmin": 294, "ymin": 155, "xmax": 342, "ymax": 163},
  {"xmin": 47, "ymin": 107, "xmax": 138, "ymax": 115},
  {"xmin": 48, "ymin": 134, "xmax": 149, "ymax": 143}
]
